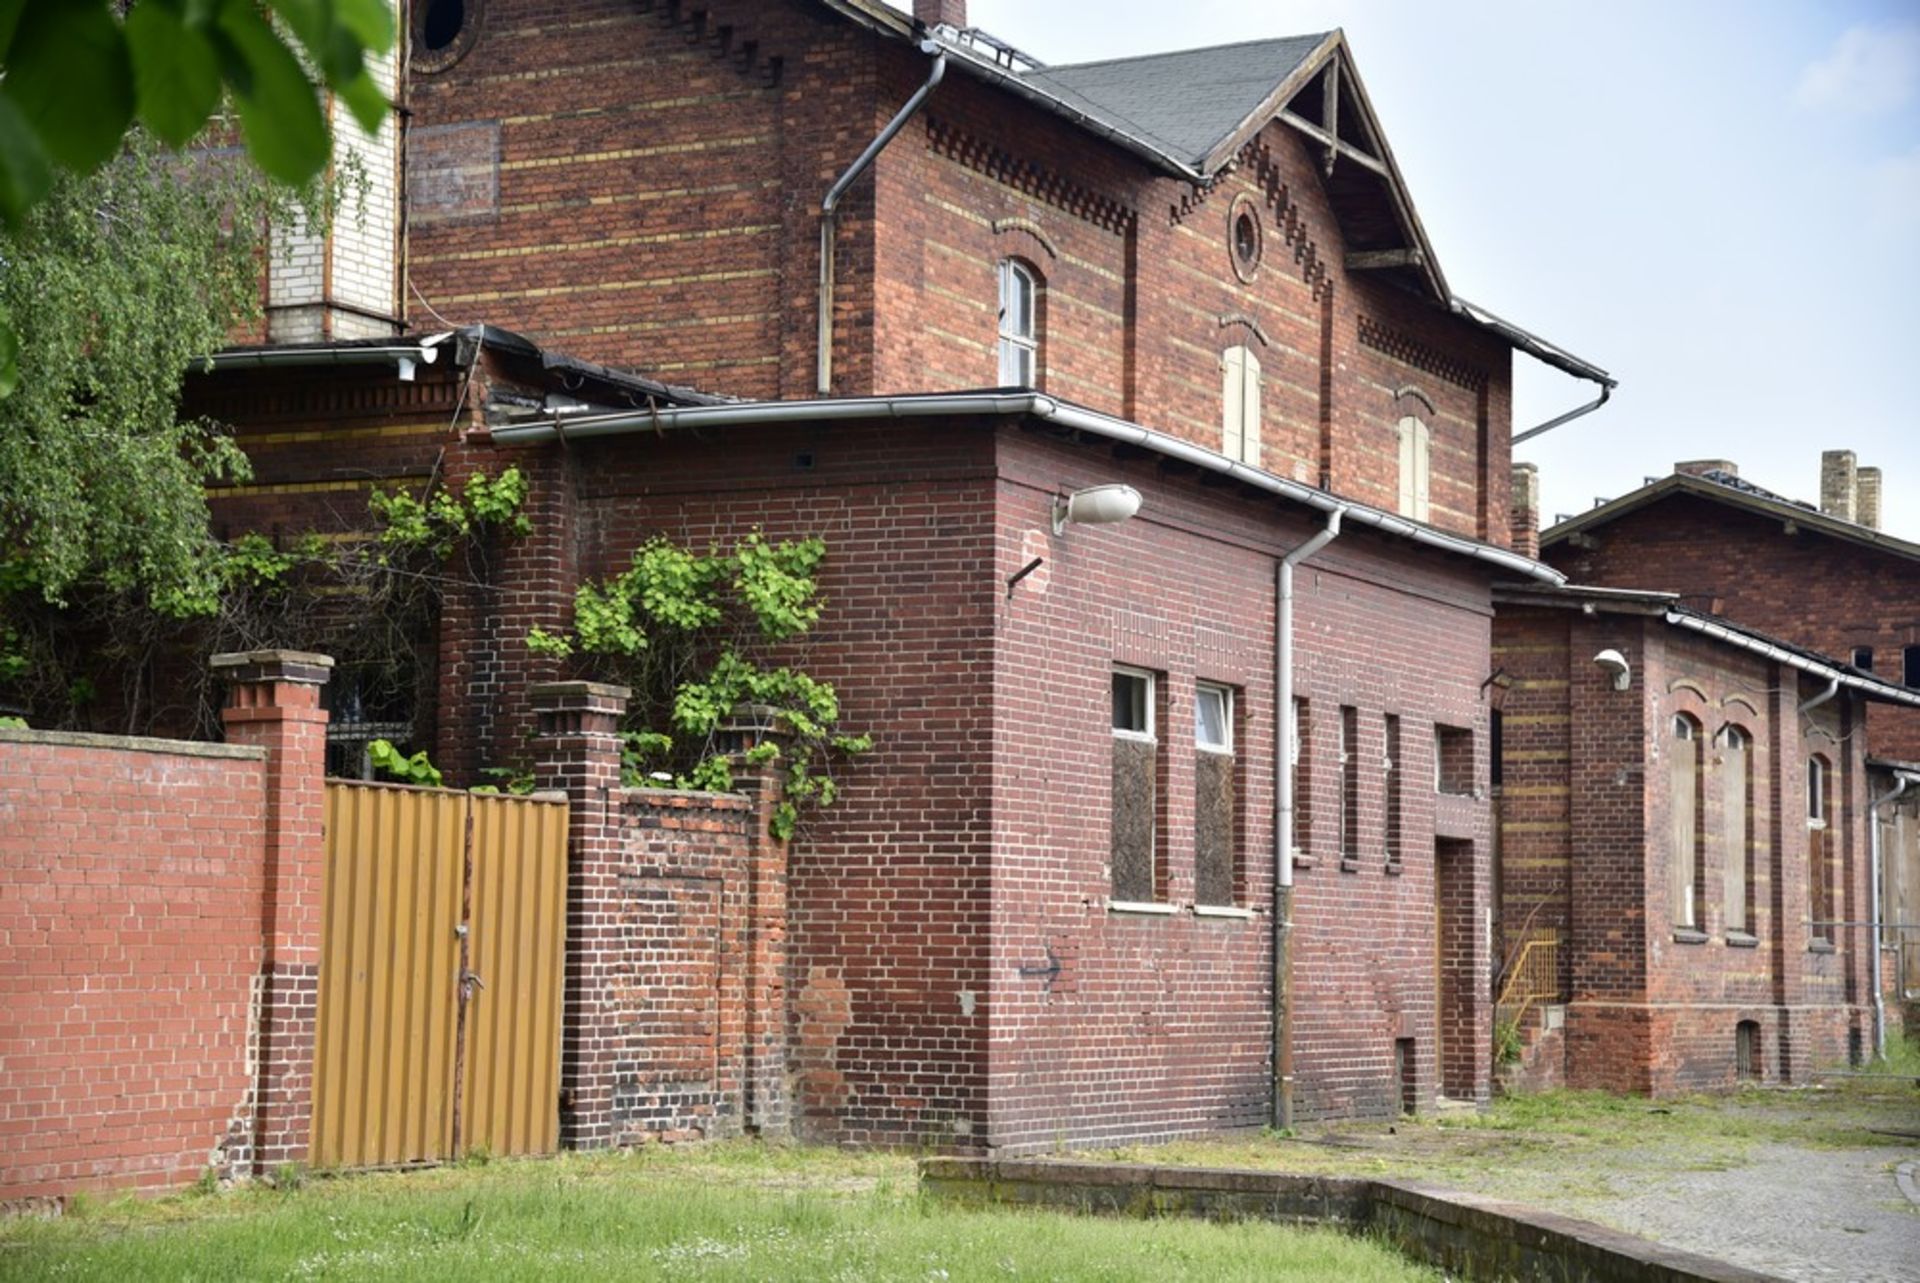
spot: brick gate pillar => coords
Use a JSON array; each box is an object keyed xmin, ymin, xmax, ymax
[
  {"xmin": 719, "ymin": 709, "xmax": 792, "ymax": 1137},
  {"xmin": 531, "ymin": 680, "xmax": 629, "ymax": 1150},
  {"xmin": 212, "ymin": 649, "xmax": 332, "ymax": 1175}
]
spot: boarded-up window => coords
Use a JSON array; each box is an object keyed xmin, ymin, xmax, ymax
[
  {"xmin": 1722, "ymin": 727, "xmax": 1750, "ymax": 933},
  {"xmin": 1385, "ymin": 714, "xmax": 1403, "ymax": 868},
  {"xmin": 1396, "ymin": 415, "xmax": 1431, "ymax": 521},
  {"xmin": 1670, "ymin": 715, "xmax": 1700, "ymax": 929},
  {"xmin": 1221, "ymin": 345, "xmax": 1261, "ymax": 467},
  {"xmin": 1195, "ymin": 683, "xmax": 1236, "ymax": 906},
  {"xmin": 1339, "ymin": 706, "xmax": 1359, "ymax": 860},
  {"xmin": 1808, "ymin": 755, "xmax": 1832, "ymax": 944},
  {"xmin": 1112, "ymin": 669, "xmax": 1158, "ymax": 903}
]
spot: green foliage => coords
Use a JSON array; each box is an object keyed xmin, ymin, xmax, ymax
[
  {"xmin": 367, "ymin": 738, "xmax": 442, "ymax": 789},
  {"xmin": 369, "ymin": 467, "xmax": 532, "ymax": 563},
  {"xmin": 1494, "ymin": 1018, "xmax": 1523, "ymax": 1066},
  {"xmin": 190, "ymin": 1167, "xmax": 221, "ymax": 1198},
  {"xmin": 271, "ymin": 1162, "xmax": 306, "ymax": 1193},
  {"xmin": 0, "ymin": 2, "xmax": 397, "ymax": 392},
  {"xmin": 532, "ymin": 532, "xmax": 867, "ymax": 835},
  {"xmin": 0, "ymin": 715, "xmax": 25, "ymax": 729},
  {"xmin": 471, "ymin": 766, "xmax": 535, "ymax": 797}
]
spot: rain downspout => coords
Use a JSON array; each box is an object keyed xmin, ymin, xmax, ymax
[
  {"xmin": 1512, "ymin": 380, "xmax": 1612, "ymax": 446},
  {"xmin": 817, "ymin": 40, "xmax": 946, "ymax": 394},
  {"xmin": 1799, "ymin": 677, "xmax": 1840, "ymax": 714},
  {"xmin": 1869, "ymin": 772, "xmax": 1913, "ymax": 1061},
  {"xmin": 1275, "ymin": 506, "xmax": 1344, "ymax": 1131}
]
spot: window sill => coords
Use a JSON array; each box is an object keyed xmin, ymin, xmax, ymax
[
  {"xmin": 1339, "ymin": 857, "xmax": 1362, "ymax": 873},
  {"xmin": 1193, "ymin": 904, "xmax": 1256, "ymax": 920},
  {"xmin": 1672, "ymin": 929, "xmax": 1709, "ymax": 945},
  {"xmin": 1726, "ymin": 932, "xmax": 1760, "ymax": 949},
  {"xmin": 1808, "ymin": 939, "xmax": 1837, "ymax": 955},
  {"xmin": 1384, "ymin": 861, "xmax": 1404, "ymax": 877},
  {"xmin": 1291, "ymin": 851, "xmax": 1315, "ymax": 871},
  {"xmin": 1109, "ymin": 900, "xmax": 1177, "ymax": 917}
]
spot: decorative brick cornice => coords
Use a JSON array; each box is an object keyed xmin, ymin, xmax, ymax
[
  {"xmin": 1176, "ymin": 141, "xmax": 1332, "ymax": 302},
  {"xmin": 1358, "ymin": 315, "xmax": 1488, "ymax": 391},
  {"xmin": 925, "ymin": 116, "xmax": 1136, "ymax": 235}
]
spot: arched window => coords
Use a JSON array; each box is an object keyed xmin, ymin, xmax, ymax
[
  {"xmin": 1396, "ymin": 415, "xmax": 1431, "ymax": 521},
  {"xmin": 1808, "ymin": 755, "xmax": 1833, "ymax": 945},
  {"xmin": 997, "ymin": 260, "xmax": 1038, "ymax": 386},
  {"xmin": 1221, "ymin": 345, "xmax": 1261, "ymax": 466},
  {"xmin": 1720, "ymin": 727, "xmax": 1752, "ymax": 934},
  {"xmin": 1670, "ymin": 714, "xmax": 1702, "ymax": 929}
]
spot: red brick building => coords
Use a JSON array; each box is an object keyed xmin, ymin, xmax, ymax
[
  {"xmin": 1491, "ymin": 585, "xmax": 1919, "ymax": 1092},
  {"xmin": 188, "ymin": 0, "xmax": 1620, "ymax": 1148}
]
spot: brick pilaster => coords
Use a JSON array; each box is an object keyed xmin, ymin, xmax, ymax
[
  {"xmin": 211, "ymin": 649, "xmax": 332, "ymax": 1174},
  {"xmin": 531, "ymin": 680, "xmax": 630, "ymax": 1150},
  {"xmin": 719, "ymin": 709, "xmax": 792, "ymax": 1137}
]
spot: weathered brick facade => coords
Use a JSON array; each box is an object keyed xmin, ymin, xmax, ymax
[{"xmin": 1493, "ymin": 591, "xmax": 1879, "ymax": 1092}]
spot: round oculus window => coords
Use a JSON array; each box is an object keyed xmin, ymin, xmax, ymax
[
  {"xmin": 413, "ymin": 0, "xmax": 483, "ymax": 72},
  {"xmin": 1228, "ymin": 195, "xmax": 1263, "ymax": 282}
]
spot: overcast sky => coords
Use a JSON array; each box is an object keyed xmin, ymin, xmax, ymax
[{"xmin": 959, "ymin": 0, "xmax": 1920, "ymax": 539}]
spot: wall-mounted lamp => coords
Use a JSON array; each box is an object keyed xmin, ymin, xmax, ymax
[
  {"xmin": 1052, "ymin": 483, "xmax": 1142, "ymax": 535},
  {"xmin": 1592, "ymin": 648, "xmax": 1631, "ymax": 691}
]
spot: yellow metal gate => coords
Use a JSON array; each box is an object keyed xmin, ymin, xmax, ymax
[{"xmin": 311, "ymin": 781, "xmax": 568, "ymax": 1169}]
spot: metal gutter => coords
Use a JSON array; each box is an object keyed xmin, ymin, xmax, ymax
[
  {"xmin": 1661, "ymin": 612, "xmax": 1920, "ymax": 708},
  {"xmin": 202, "ymin": 334, "xmax": 453, "ymax": 373},
  {"xmin": 487, "ymin": 391, "xmax": 1564, "ymax": 583}
]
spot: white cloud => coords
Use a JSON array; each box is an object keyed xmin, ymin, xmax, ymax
[
  {"xmin": 1867, "ymin": 143, "xmax": 1920, "ymax": 228},
  {"xmin": 1794, "ymin": 22, "xmax": 1920, "ymax": 114}
]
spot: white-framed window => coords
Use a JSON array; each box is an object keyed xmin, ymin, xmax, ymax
[
  {"xmin": 1670, "ymin": 713, "xmax": 1701, "ymax": 929},
  {"xmin": 1221, "ymin": 344, "xmax": 1262, "ymax": 466},
  {"xmin": 1806, "ymin": 755, "xmax": 1827, "ymax": 828},
  {"xmin": 1808, "ymin": 754, "xmax": 1833, "ymax": 945},
  {"xmin": 1111, "ymin": 666, "xmax": 1160, "ymax": 905},
  {"xmin": 997, "ymin": 259, "xmax": 1037, "ymax": 386},
  {"xmin": 1396, "ymin": 414, "xmax": 1431, "ymax": 521},
  {"xmin": 1195, "ymin": 682, "xmax": 1238, "ymax": 907},
  {"xmin": 1196, "ymin": 683, "xmax": 1232, "ymax": 753}
]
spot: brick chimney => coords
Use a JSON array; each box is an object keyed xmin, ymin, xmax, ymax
[
  {"xmin": 914, "ymin": 0, "xmax": 967, "ymax": 28},
  {"xmin": 1820, "ymin": 449, "xmax": 1857, "ymax": 523},
  {"xmin": 1510, "ymin": 461, "xmax": 1541, "ymax": 559},
  {"xmin": 1675, "ymin": 459, "xmax": 1737, "ymax": 479},
  {"xmin": 1856, "ymin": 466, "xmax": 1882, "ymax": 530}
]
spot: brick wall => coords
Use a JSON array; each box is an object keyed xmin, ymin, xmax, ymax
[
  {"xmin": 1544, "ymin": 492, "xmax": 1920, "ymax": 762},
  {"xmin": 0, "ymin": 730, "xmax": 267, "ymax": 1202},
  {"xmin": 1493, "ymin": 602, "xmax": 1872, "ymax": 1094}
]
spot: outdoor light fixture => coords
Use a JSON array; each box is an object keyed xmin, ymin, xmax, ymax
[
  {"xmin": 1052, "ymin": 483, "xmax": 1143, "ymax": 535},
  {"xmin": 1592, "ymin": 648, "xmax": 1631, "ymax": 691}
]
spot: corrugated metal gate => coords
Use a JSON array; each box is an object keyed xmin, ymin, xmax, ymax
[{"xmin": 311, "ymin": 781, "xmax": 568, "ymax": 1169}]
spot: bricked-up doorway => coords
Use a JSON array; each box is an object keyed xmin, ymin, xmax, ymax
[
  {"xmin": 311, "ymin": 782, "xmax": 567, "ymax": 1169},
  {"xmin": 1435, "ymin": 837, "xmax": 1477, "ymax": 1099}
]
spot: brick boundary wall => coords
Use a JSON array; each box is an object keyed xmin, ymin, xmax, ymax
[
  {"xmin": 920, "ymin": 1158, "xmax": 1790, "ymax": 1283},
  {"xmin": 533, "ymin": 683, "xmax": 791, "ymax": 1149}
]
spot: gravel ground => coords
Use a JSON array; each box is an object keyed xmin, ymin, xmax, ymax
[{"xmin": 1096, "ymin": 1088, "xmax": 1920, "ymax": 1283}]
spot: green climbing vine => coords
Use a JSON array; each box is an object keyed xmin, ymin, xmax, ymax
[{"xmin": 528, "ymin": 532, "xmax": 869, "ymax": 839}]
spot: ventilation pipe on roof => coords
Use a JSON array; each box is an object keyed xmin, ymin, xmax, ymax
[
  {"xmin": 1274, "ymin": 506, "xmax": 1344, "ymax": 1132},
  {"xmin": 1869, "ymin": 771, "xmax": 1914, "ymax": 1060},
  {"xmin": 817, "ymin": 40, "xmax": 947, "ymax": 394}
]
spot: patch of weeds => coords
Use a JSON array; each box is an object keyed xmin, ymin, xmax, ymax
[
  {"xmin": 190, "ymin": 1168, "xmax": 221, "ymax": 1198},
  {"xmin": 273, "ymin": 1163, "xmax": 307, "ymax": 1192}
]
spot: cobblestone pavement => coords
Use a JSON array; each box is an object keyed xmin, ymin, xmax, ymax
[{"xmin": 1101, "ymin": 1089, "xmax": 1920, "ymax": 1283}]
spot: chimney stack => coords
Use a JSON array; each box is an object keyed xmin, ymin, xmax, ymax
[
  {"xmin": 913, "ymin": 0, "xmax": 967, "ymax": 28},
  {"xmin": 1856, "ymin": 466, "xmax": 1882, "ymax": 531},
  {"xmin": 1510, "ymin": 461, "xmax": 1541, "ymax": 559},
  {"xmin": 1820, "ymin": 450, "xmax": 1858, "ymax": 523},
  {"xmin": 1675, "ymin": 459, "xmax": 1737, "ymax": 479}
]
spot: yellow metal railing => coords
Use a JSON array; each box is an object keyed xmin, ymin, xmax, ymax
[{"xmin": 1495, "ymin": 931, "xmax": 1560, "ymax": 1037}]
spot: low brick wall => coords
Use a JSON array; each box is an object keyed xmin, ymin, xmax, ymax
[
  {"xmin": 0, "ymin": 729, "xmax": 269, "ymax": 1202},
  {"xmin": 920, "ymin": 1158, "xmax": 1789, "ymax": 1283}
]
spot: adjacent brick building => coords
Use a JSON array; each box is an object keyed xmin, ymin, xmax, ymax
[
  {"xmin": 180, "ymin": 0, "xmax": 1624, "ymax": 1149},
  {"xmin": 1491, "ymin": 585, "xmax": 1919, "ymax": 1092}
]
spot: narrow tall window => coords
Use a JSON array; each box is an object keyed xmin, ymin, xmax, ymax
[
  {"xmin": 1670, "ymin": 714, "xmax": 1701, "ymax": 929},
  {"xmin": 1291, "ymin": 698, "xmax": 1312, "ymax": 857},
  {"xmin": 1111, "ymin": 668, "xmax": 1158, "ymax": 904},
  {"xmin": 1195, "ymin": 683, "xmax": 1238, "ymax": 906},
  {"xmin": 1221, "ymin": 345, "xmax": 1262, "ymax": 466},
  {"xmin": 1339, "ymin": 705, "xmax": 1360, "ymax": 861},
  {"xmin": 1808, "ymin": 755, "xmax": 1832, "ymax": 945},
  {"xmin": 1906, "ymin": 645, "xmax": 1920, "ymax": 689},
  {"xmin": 1722, "ymin": 726, "xmax": 1751, "ymax": 934},
  {"xmin": 1384, "ymin": 714, "xmax": 1403, "ymax": 869},
  {"xmin": 1852, "ymin": 647, "xmax": 1874, "ymax": 672},
  {"xmin": 997, "ymin": 260, "xmax": 1037, "ymax": 386},
  {"xmin": 1396, "ymin": 415, "xmax": 1431, "ymax": 521}
]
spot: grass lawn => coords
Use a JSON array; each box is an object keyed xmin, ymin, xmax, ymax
[{"xmin": 0, "ymin": 1142, "xmax": 1436, "ymax": 1282}]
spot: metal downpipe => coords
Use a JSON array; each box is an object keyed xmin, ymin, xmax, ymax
[
  {"xmin": 1274, "ymin": 506, "xmax": 1344, "ymax": 1131},
  {"xmin": 817, "ymin": 42, "xmax": 946, "ymax": 394}
]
